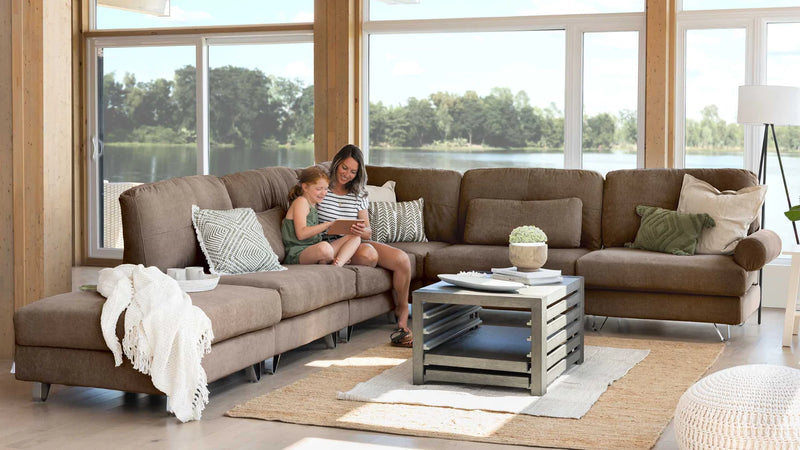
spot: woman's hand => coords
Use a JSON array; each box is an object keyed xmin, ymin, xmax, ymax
[{"xmin": 349, "ymin": 222, "xmax": 366, "ymax": 236}]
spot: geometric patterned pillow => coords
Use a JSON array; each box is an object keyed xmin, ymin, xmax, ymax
[
  {"xmin": 624, "ymin": 205, "xmax": 716, "ymax": 256},
  {"xmin": 191, "ymin": 205, "xmax": 286, "ymax": 275},
  {"xmin": 368, "ymin": 198, "xmax": 428, "ymax": 243}
]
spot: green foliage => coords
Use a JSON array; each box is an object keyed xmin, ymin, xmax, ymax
[
  {"xmin": 509, "ymin": 225, "xmax": 548, "ymax": 243},
  {"xmin": 787, "ymin": 205, "xmax": 800, "ymax": 222}
]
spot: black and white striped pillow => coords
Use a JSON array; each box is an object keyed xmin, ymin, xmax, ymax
[
  {"xmin": 368, "ymin": 198, "xmax": 428, "ymax": 243},
  {"xmin": 191, "ymin": 205, "xmax": 286, "ymax": 275}
]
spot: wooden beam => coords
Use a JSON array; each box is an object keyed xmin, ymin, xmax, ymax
[
  {"xmin": 645, "ymin": 0, "xmax": 675, "ymax": 168},
  {"xmin": 0, "ymin": 0, "xmax": 14, "ymax": 360},
  {"xmin": 314, "ymin": 0, "xmax": 357, "ymax": 162},
  {"xmin": 4, "ymin": 0, "xmax": 73, "ymax": 359}
]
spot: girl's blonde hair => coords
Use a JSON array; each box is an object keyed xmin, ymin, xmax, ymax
[{"xmin": 289, "ymin": 167, "xmax": 330, "ymax": 201}]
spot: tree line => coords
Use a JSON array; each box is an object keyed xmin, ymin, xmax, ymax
[{"xmin": 101, "ymin": 65, "xmax": 800, "ymax": 152}]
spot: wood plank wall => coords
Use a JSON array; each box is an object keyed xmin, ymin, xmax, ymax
[{"xmin": 0, "ymin": 0, "xmax": 14, "ymax": 359}]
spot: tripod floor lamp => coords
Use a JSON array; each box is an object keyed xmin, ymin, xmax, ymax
[{"xmin": 737, "ymin": 85, "xmax": 800, "ymax": 245}]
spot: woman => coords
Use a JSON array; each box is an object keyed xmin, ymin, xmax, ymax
[{"xmin": 317, "ymin": 144, "xmax": 413, "ymax": 347}]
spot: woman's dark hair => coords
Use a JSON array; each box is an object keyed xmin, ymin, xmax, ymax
[
  {"xmin": 289, "ymin": 166, "xmax": 330, "ymax": 201},
  {"xmin": 330, "ymin": 144, "xmax": 367, "ymax": 196}
]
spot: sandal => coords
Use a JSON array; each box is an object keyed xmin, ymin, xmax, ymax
[{"xmin": 390, "ymin": 328, "xmax": 413, "ymax": 348}]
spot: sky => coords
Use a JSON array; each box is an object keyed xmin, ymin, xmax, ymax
[{"xmin": 98, "ymin": 0, "xmax": 800, "ymax": 122}]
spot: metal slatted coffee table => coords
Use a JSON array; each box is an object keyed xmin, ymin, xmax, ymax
[{"xmin": 412, "ymin": 276, "xmax": 584, "ymax": 395}]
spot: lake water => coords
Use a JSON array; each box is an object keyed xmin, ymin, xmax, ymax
[{"xmin": 102, "ymin": 144, "xmax": 800, "ymax": 249}]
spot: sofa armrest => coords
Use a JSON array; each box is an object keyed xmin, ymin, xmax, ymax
[{"xmin": 733, "ymin": 229, "xmax": 782, "ymax": 271}]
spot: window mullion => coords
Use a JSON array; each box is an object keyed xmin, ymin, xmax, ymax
[
  {"xmin": 564, "ymin": 25, "xmax": 583, "ymax": 169},
  {"xmin": 196, "ymin": 38, "xmax": 209, "ymax": 175}
]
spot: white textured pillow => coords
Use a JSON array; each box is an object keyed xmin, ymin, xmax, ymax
[
  {"xmin": 366, "ymin": 180, "xmax": 397, "ymax": 203},
  {"xmin": 368, "ymin": 198, "xmax": 428, "ymax": 243},
  {"xmin": 191, "ymin": 205, "xmax": 286, "ymax": 275},
  {"xmin": 676, "ymin": 174, "xmax": 766, "ymax": 255}
]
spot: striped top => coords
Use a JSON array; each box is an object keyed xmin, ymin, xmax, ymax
[{"xmin": 317, "ymin": 189, "xmax": 368, "ymax": 235}]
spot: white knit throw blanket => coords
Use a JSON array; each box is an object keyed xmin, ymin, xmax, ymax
[{"xmin": 97, "ymin": 264, "xmax": 214, "ymax": 422}]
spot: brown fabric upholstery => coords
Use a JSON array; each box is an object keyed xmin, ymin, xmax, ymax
[
  {"xmin": 464, "ymin": 198, "xmax": 583, "ymax": 248},
  {"xmin": 274, "ymin": 302, "xmax": 349, "ymax": 354},
  {"xmin": 425, "ymin": 244, "xmax": 590, "ymax": 279},
  {"xmin": 585, "ymin": 286, "xmax": 760, "ymax": 325},
  {"xmin": 220, "ymin": 265, "xmax": 356, "ymax": 319},
  {"xmin": 734, "ymin": 229, "xmax": 782, "ymax": 271},
  {"xmin": 349, "ymin": 293, "xmax": 395, "ymax": 325},
  {"xmin": 219, "ymin": 166, "xmax": 298, "ymax": 212},
  {"xmin": 346, "ymin": 265, "xmax": 393, "ymax": 297},
  {"xmin": 120, "ymin": 175, "xmax": 233, "ymax": 270},
  {"xmin": 602, "ymin": 168, "xmax": 759, "ymax": 248},
  {"xmin": 576, "ymin": 247, "xmax": 752, "ymax": 297},
  {"xmin": 256, "ymin": 206, "xmax": 287, "ymax": 262},
  {"xmin": 14, "ymin": 326, "xmax": 277, "ymax": 391},
  {"xmin": 366, "ymin": 165, "xmax": 462, "ymax": 243},
  {"xmin": 14, "ymin": 285, "xmax": 282, "ymax": 350},
  {"xmin": 459, "ymin": 168, "xmax": 604, "ymax": 249},
  {"xmin": 388, "ymin": 241, "xmax": 451, "ymax": 281}
]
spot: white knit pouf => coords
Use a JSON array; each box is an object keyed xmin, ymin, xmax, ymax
[{"xmin": 675, "ymin": 364, "xmax": 800, "ymax": 449}]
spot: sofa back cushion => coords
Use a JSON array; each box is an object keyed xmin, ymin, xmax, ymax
[
  {"xmin": 220, "ymin": 166, "xmax": 299, "ymax": 212},
  {"xmin": 120, "ymin": 175, "xmax": 233, "ymax": 270},
  {"xmin": 464, "ymin": 198, "xmax": 583, "ymax": 248},
  {"xmin": 602, "ymin": 168, "xmax": 759, "ymax": 248},
  {"xmin": 366, "ymin": 165, "xmax": 462, "ymax": 243},
  {"xmin": 459, "ymin": 168, "xmax": 604, "ymax": 249}
]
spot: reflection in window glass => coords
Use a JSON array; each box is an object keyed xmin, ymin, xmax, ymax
[
  {"xmin": 368, "ymin": 0, "xmax": 643, "ymax": 21},
  {"xmin": 682, "ymin": 0, "xmax": 800, "ymax": 11},
  {"xmin": 684, "ymin": 28, "xmax": 745, "ymax": 169},
  {"xmin": 582, "ymin": 32, "xmax": 639, "ymax": 175},
  {"xmin": 367, "ymin": 31, "xmax": 565, "ymax": 171},
  {"xmin": 208, "ymin": 43, "xmax": 314, "ymax": 175},
  {"xmin": 99, "ymin": 46, "xmax": 196, "ymax": 248},
  {"xmin": 96, "ymin": 0, "xmax": 313, "ymax": 30},
  {"xmin": 766, "ymin": 22, "xmax": 800, "ymax": 246}
]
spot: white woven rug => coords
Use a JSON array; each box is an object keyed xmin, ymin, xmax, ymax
[{"xmin": 337, "ymin": 345, "xmax": 649, "ymax": 419}]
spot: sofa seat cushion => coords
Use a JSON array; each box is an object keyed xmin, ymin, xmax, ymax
[
  {"xmin": 425, "ymin": 245, "xmax": 590, "ymax": 279},
  {"xmin": 220, "ymin": 265, "xmax": 356, "ymax": 318},
  {"xmin": 14, "ymin": 285, "xmax": 282, "ymax": 351},
  {"xmin": 576, "ymin": 247, "xmax": 752, "ymax": 297},
  {"xmin": 389, "ymin": 241, "xmax": 449, "ymax": 280},
  {"xmin": 346, "ymin": 265, "xmax": 393, "ymax": 297}
]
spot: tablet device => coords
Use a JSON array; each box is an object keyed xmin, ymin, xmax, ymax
[{"xmin": 327, "ymin": 219, "xmax": 365, "ymax": 235}]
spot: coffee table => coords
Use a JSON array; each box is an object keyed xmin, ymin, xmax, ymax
[{"xmin": 412, "ymin": 276, "xmax": 584, "ymax": 395}]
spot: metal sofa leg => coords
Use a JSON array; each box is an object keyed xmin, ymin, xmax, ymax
[
  {"xmin": 712, "ymin": 323, "xmax": 731, "ymax": 342},
  {"xmin": 33, "ymin": 382, "xmax": 50, "ymax": 402},
  {"xmin": 591, "ymin": 316, "xmax": 609, "ymax": 332},
  {"xmin": 264, "ymin": 354, "xmax": 281, "ymax": 375},
  {"xmin": 338, "ymin": 326, "xmax": 354, "ymax": 343},
  {"xmin": 324, "ymin": 332, "xmax": 338, "ymax": 349},
  {"xmin": 245, "ymin": 362, "xmax": 263, "ymax": 382}
]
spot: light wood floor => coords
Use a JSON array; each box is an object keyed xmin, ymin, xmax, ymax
[{"xmin": 1, "ymin": 268, "xmax": 797, "ymax": 449}]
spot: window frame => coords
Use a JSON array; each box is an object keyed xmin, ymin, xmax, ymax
[
  {"xmin": 360, "ymin": 10, "xmax": 646, "ymax": 169},
  {"xmin": 85, "ymin": 15, "xmax": 313, "ymax": 259}
]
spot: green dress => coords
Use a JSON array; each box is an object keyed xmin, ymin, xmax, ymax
[{"xmin": 281, "ymin": 205, "xmax": 322, "ymax": 265}]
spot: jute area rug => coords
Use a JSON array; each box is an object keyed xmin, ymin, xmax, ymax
[{"xmin": 227, "ymin": 335, "xmax": 724, "ymax": 449}]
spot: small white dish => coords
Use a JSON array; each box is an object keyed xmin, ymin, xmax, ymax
[
  {"xmin": 438, "ymin": 274, "xmax": 524, "ymax": 292},
  {"xmin": 177, "ymin": 274, "xmax": 220, "ymax": 292}
]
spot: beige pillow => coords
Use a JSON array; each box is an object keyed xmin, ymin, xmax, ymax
[
  {"xmin": 676, "ymin": 174, "xmax": 766, "ymax": 255},
  {"xmin": 464, "ymin": 198, "xmax": 583, "ymax": 248},
  {"xmin": 366, "ymin": 180, "xmax": 396, "ymax": 203}
]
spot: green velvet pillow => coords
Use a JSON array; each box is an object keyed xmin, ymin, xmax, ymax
[{"xmin": 625, "ymin": 205, "xmax": 715, "ymax": 256}]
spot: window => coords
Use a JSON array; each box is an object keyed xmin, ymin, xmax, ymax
[
  {"xmin": 96, "ymin": 0, "xmax": 314, "ymax": 29},
  {"xmin": 367, "ymin": 0, "xmax": 643, "ymax": 21},
  {"xmin": 362, "ymin": 5, "xmax": 645, "ymax": 173},
  {"xmin": 87, "ymin": 1, "xmax": 313, "ymax": 259},
  {"xmin": 582, "ymin": 31, "xmax": 642, "ymax": 175},
  {"xmin": 676, "ymin": 5, "xmax": 800, "ymax": 251}
]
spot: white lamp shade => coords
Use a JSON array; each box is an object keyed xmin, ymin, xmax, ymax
[
  {"xmin": 737, "ymin": 85, "xmax": 800, "ymax": 126},
  {"xmin": 98, "ymin": 0, "xmax": 169, "ymax": 16}
]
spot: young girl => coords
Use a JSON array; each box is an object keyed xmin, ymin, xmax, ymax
[{"xmin": 281, "ymin": 167, "xmax": 361, "ymax": 266}]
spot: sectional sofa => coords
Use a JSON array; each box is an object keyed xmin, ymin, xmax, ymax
[{"xmin": 13, "ymin": 165, "xmax": 781, "ymax": 403}]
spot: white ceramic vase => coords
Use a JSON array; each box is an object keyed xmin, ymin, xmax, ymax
[{"xmin": 508, "ymin": 242, "xmax": 548, "ymax": 272}]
